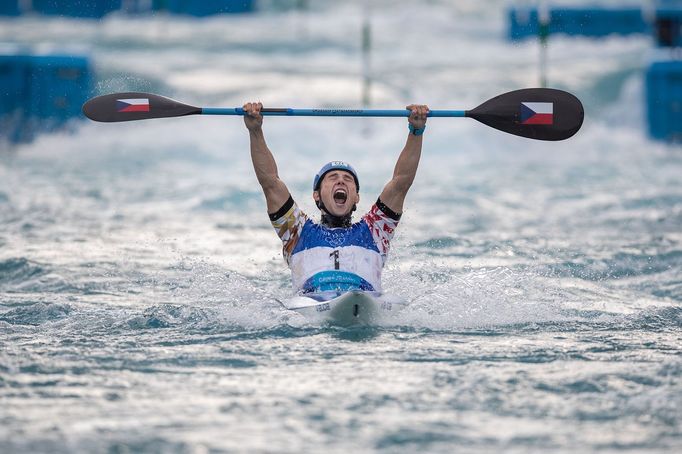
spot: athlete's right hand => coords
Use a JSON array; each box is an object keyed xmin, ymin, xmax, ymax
[{"xmin": 243, "ymin": 102, "xmax": 263, "ymax": 131}]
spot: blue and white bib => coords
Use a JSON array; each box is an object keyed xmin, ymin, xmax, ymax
[{"xmin": 270, "ymin": 197, "xmax": 400, "ymax": 293}]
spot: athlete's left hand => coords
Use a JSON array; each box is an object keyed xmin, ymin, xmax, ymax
[{"xmin": 406, "ymin": 104, "xmax": 429, "ymax": 130}]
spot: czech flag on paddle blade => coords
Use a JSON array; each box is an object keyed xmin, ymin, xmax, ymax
[
  {"xmin": 117, "ymin": 98, "xmax": 150, "ymax": 113},
  {"xmin": 520, "ymin": 102, "xmax": 553, "ymax": 125}
]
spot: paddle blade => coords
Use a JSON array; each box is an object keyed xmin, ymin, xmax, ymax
[
  {"xmin": 466, "ymin": 88, "xmax": 584, "ymax": 141},
  {"xmin": 82, "ymin": 92, "xmax": 201, "ymax": 122}
]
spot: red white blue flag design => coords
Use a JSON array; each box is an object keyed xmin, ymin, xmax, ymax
[
  {"xmin": 520, "ymin": 102, "xmax": 553, "ymax": 125},
  {"xmin": 117, "ymin": 98, "xmax": 150, "ymax": 113}
]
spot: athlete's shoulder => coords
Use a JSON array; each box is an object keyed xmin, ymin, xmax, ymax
[
  {"xmin": 361, "ymin": 198, "xmax": 401, "ymax": 256},
  {"xmin": 269, "ymin": 196, "xmax": 308, "ymax": 223},
  {"xmin": 363, "ymin": 198, "xmax": 402, "ymax": 222}
]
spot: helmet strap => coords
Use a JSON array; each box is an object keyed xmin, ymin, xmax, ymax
[{"xmin": 316, "ymin": 199, "xmax": 356, "ymax": 228}]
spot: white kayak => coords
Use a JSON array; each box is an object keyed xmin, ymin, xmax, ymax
[{"xmin": 281, "ymin": 290, "xmax": 408, "ymax": 326}]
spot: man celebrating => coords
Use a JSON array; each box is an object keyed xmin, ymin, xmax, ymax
[{"xmin": 243, "ymin": 102, "xmax": 428, "ymax": 294}]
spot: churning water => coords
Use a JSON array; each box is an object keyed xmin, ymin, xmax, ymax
[{"xmin": 1, "ymin": 1, "xmax": 681, "ymax": 452}]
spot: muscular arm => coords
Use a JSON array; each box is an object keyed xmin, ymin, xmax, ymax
[
  {"xmin": 379, "ymin": 104, "xmax": 428, "ymax": 214},
  {"xmin": 244, "ymin": 102, "xmax": 290, "ymax": 213}
]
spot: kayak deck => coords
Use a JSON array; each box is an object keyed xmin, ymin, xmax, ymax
[{"xmin": 282, "ymin": 290, "xmax": 408, "ymax": 326}]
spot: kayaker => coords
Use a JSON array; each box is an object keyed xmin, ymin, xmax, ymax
[{"xmin": 243, "ymin": 101, "xmax": 428, "ymax": 294}]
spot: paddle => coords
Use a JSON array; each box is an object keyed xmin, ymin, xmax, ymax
[{"xmin": 82, "ymin": 88, "xmax": 584, "ymax": 141}]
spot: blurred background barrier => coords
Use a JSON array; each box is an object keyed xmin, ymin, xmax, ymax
[
  {"xmin": 508, "ymin": 7, "xmax": 649, "ymax": 40},
  {"xmin": 0, "ymin": 0, "xmax": 257, "ymax": 144},
  {"xmin": 509, "ymin": 0, "xmax": 681, "ymax": 143},
  {"xmin": 508, "ymin": 1, "xmax": 681, "ymax": 46},
  {"xmin": 30, "ymin": 0, "xmax": 123, "ymax": 18},
  {"xmin": 153, "ymin": 0, "xmax": 255, "ymax": 16},
  {"xmin": 0, "ymin": 1, "xmax": 21, "ymax": 16},
  {"xmin": 655, "ymin": 0, "xmax": 682, "ymax": 46},
  {"xmin": 648, "ymin": 1, "xmax": 682, "ymax": 144},
  {"xmin": 646, "ymin": 61, "xmax": 682, "ymax": 142},
  {"xmin": 0, "ymin": 54, "xmax": 92, "ymax": 143},
  {"xmin": 0, "ymin": 0, "xmax": 256, "ymax": 18}
]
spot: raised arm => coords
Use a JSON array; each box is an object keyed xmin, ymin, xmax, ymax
[
  {"xmin": 243, "ymin": 102, "xmax": 291, "ymax": 213},
  {"xmin": 378, "ymin": 104, "xmax": 429, "ymax": 214}
]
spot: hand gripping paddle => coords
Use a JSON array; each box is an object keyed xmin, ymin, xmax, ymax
[{"xmin": 83, "ymin": 88, "xmax": 584, "ymax": 141}]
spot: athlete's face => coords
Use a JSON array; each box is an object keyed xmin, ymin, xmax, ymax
[{"xmin": 313, "ymin": 170, "xmax": 360, "ymax": 217}]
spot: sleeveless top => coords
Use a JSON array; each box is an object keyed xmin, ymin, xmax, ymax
[{"xmin": 269, "ymin": 196, "xmax": 401, "ymax": 293}]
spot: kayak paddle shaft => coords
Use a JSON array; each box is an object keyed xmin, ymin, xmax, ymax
[{"xmin": 201, "ymin": 108, "xmax": 467, "ymax": 117}]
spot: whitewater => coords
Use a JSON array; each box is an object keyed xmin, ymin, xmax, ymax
[{"xmin": 1, "ymin": 1, "xmax": 681, "ymax": 452}]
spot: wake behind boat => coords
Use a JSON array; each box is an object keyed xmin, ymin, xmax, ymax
[{"xmin": 281, "ymin": 291, "xmax": 408, "ymax": 326}]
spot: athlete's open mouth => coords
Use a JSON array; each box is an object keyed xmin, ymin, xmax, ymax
[{"xmin": 333, "ymin": 189, "xmax": 348, "ymax": 204}]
